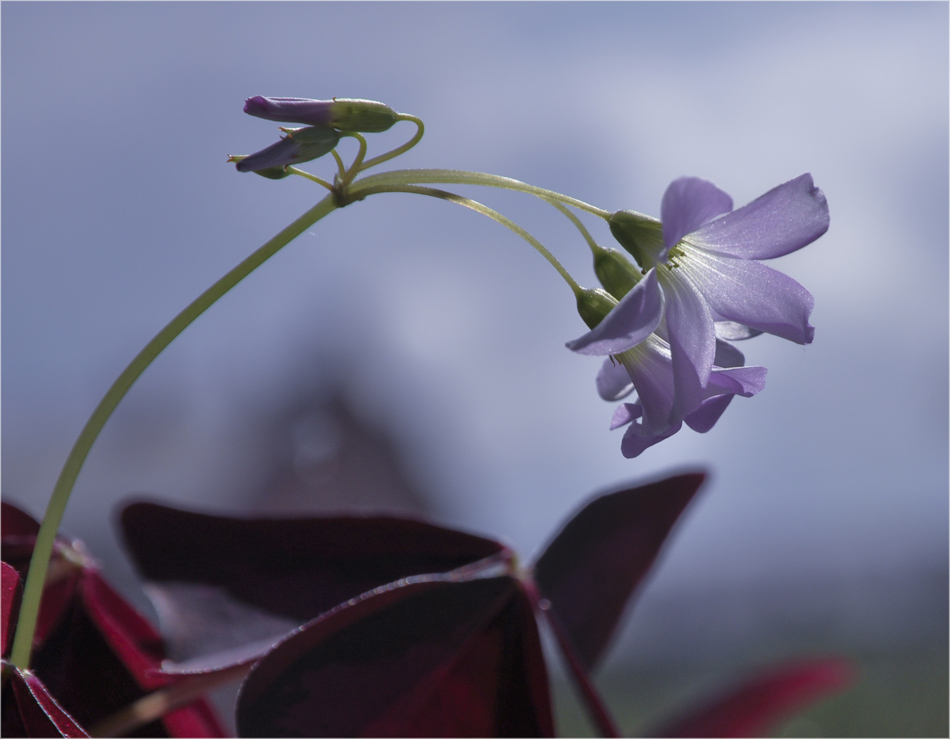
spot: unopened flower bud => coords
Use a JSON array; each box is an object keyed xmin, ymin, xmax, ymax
[
  {"xmin": 608, "ymin": 210, "xmax": 664, "ymax": 271},
  {"xmin": 243, "ymin": 96, "xmax": 398, "ymax": 133},
  {"xmin": 324, "ymin": 98, "xmax": 399, "ymax": 133},
  {"xmin": 575, "ymin": 287, "xmax": 619, "ymax": 330},
  {"xmin": 235, "ymin": 126, "xmax": 341, "ymax": 174},
  {"xmin": 593, "ymin": 246, "xmax": 642, "ymax": 300}
]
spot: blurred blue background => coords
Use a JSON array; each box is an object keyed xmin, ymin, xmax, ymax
[{"xmin": 3, "ymin": 2, "xmax": 947, "ymax": 735}]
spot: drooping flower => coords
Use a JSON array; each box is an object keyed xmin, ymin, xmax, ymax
[
  {"xmin": 568, "ymin": 174, "xmax": 826, "ymax": 456},
  {"xmin": 598, "ymin": 336, "xmax": 767, "ymax": 457},
  {"xmin": 608, "ymin": 174, "xmax": 826, "ymax": 406}
]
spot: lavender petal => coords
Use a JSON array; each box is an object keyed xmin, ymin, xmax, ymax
[
  {"xmin": 680, "ymin": 249, "xmax": 815, "ymax": 344},
  {"xmin": 688, "ymin": 174, "xmax": 829, "ymax": 260},
  {"xmin": 661, "ymin": 177, "xmax": 733, "ymax": 249},
  {"xmin": 566, "ymin": 269, "xmax": 663, "ymax": 356}
]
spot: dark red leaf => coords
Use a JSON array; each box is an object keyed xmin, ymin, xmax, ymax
[
  {"xmin": 236, "ymin": 575, "xmax": 554, "ymax": 737},
  {"xmin": 120, "ymin": 501, "xmax": 509, "ymax": 670},
  {"xmin": 1, "ymin": 503, "xmax": 226, "ymax": 737},
  {"xmin": 531, "ymin": 473, "xmax": 705, "ymax": 671},
  {"xmin": 1, "ymin": 502, "xmax": 84, "ymax": 648},
  {"xmin": 30, "ymin": 568, "xmax": 226, "ymax": 737},
  {"xmin": 2, "ymin": 668, "xmax": 89, "ymax": 738},
  {"xmin": 3, "ymin": 561, "xmax": 22, "ymax": 657},
  {"xmin": 647, "ymin": 658, "xmax": 854, "ymax": 737},
  {"xmin": 2, "ymin": 501, "xmax": 42, "ymax": 539}
]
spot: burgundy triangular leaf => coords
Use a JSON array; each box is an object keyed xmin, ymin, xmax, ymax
[
  {"xmin": 29, "ymin": 567, "xmax": 227, "ymax": 737},
  {"xmin": 531, "ymin": 473, "xmax": 705, "ymax": 671},
  {"xmin": 2, "ymin": 501, "xmax": 43, "ymax": 539},
  {"xmin": 646, "ymin": 658, "xmax": 853, "ymax": 737},
  {"xmin": 1, "ymin": 503, "xmax": 85, "ymax": 648},
  {"xmin": 236, "ymin": 575, "xmax": 554, "ymax": 737},
  {"xmin": 1, "ymin": 502, "xmax": 227, "ymax": 737},
  {"xmin": 120, "ymin": 501, "xmax": 508, "ymax": 671},
  {"xmin": 3, "ymin": 561, "xmax": 22, "ymax": 657},
  {"xmin": 2, "ymin": 668, "xmax": 89, "ymax": 738}
]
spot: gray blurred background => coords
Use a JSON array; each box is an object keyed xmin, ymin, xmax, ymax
[{"xmin": 2, "ymin": 2, "xmax": 947, "ymax": 735}]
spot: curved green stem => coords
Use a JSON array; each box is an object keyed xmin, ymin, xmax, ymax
[
  {"xmin": 331, "ymin": 149, "xmax": 348, "ymax": 182},
  {"xmin": 286, "ymin": 166, "xmax": 335, "ymax": 191},
  {"xmin": 358, "ymin": 183, "xmax": 582, "ymax": 294},
  {"xmin": 358, "ymin": 114, "xmax": 425, "ymax": 173},
  {"xmin": 546, "ymin": 198, "xmax": 602, "ymax": 254},
  {"xmin": 352, "ymin": 168, "xmax": 611, "ymax": 219},
  {"xmin": 8, "ymin": 193, "xmax": 340, "ymax": 670},
  {"xmin": 340, "ymin": 132, "xmax": 369, "ymax": 187}
]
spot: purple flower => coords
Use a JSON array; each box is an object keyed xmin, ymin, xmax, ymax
[
  {"xmin": 599, "ymin": 336, "xmax": 767, "ymax": 457},
  {"xmin": 244, "ymin": 96, "xmax": 398, "ymax": 133},
  {"xmin": 234, "ymin": 126, "xmax": 341, "ymax": 175},
  {"xmin": 569, "ymin": 174, "xmax": 826, "ymax": 456}
]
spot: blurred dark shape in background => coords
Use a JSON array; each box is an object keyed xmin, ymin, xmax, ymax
[{"xmin": 241, "ymin": 385, "xmax": 433, "ymax": 517}]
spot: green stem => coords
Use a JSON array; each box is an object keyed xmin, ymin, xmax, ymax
[
  {"xmin": 9, "ymin": 151, "xmax": 605, "ymax": 671},
  {"xmin": 352, "ymin": 168, "xmax": 611, "ymax": 219},
  {"xmin": 546, "ymin": 198, "xmax": 602, "ymax": 254},
  {"xmin": 340, "ymin": 132, "xmax": 369, "ymax": 188},
  {"xmin": 286, "ymin": 166, "xmax": 335, "ymax": 191},
  {"xmin": 358, "ymin": 115, "xmax": 425, "ymax": 173},
  {"xmin": 8, "ymin": 193, "xmax": 340, "ymax": 670},
  {"xmin": 357, "ymin": 183, "xmax": 582, "ymax": 294}
]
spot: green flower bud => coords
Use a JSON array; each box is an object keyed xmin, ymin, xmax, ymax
[
  {"xmin": 327, "ymin": 98, "xmax": 399, "ymax": 133},
  {"xmin": 234, "ymin": 126, "xmax": 341, "ymax": 175},
  {"xmin": 244, "ymin": 96, "xmax": 399, "ymax": 133},
  {"xmin": 575, "ymin": 287, "xmax": 619, "ymax": 330},
  {"xmin": 593, "ymin": 246, "xmax": 642, "ymax": 300},
  {"xmin": 608, "ymin": 210, "xmax": 664, "ymax": 271}
]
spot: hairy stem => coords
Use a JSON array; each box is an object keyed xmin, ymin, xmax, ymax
[
  {"xmin": 354, "ymin": 168, "xmax": 612, "ymax": 219},
  {"xmin": 356, "ymin": 183, "xmax": 582, "ymax": 294}
]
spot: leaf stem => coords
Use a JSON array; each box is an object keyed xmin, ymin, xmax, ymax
[
  {"xmin": 541, "ymin": 603, "xmax": 622, "ymax": 737},
  {"xmin": 518, "ymin": 577, "xmax": 621, "ymax": 737},
  {"xmin": 8, "ymin": 193, "xmax": 340, "ymax": 670}
]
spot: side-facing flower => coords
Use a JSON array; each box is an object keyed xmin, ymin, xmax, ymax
[
  {"xmin": 569, "ymin": 174, "xmax": 826, "ymax": 457},
  {"xmin": 598, "ymin": 336, "xmax": 767, "ymax": 457},
  {"xmin": 608, "ymin": 174, "xmax": 827, "ymax": 407},
  {"xmin": 568, "ymin": 271, "xmax": 766, "ymax": 457}
]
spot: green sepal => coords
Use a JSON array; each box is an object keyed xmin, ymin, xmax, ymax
[
  {"xmin": 575, "ymin": 287, "xmax": 619, "ymax": 330},
  {"xmin": 329, "ymin": 98, "xmax": 399, "ymax": 133},
  {"xmin": 252, "ymin": 167, "xmax": 292, "ymax": 180},
  {"xmin": 608, "ymin": 210, "xmax": 664, "ymax": 270},
  {"xmin": 283, "ymin": 126, "xmax": 343, "ymax": 158},
  {"xmin": 593, "ymin": 246, "xmax": 642, "ymax": 300}
]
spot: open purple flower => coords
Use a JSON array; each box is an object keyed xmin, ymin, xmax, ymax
[
  {"xmin": 569, "ymin": 174, "xmax": 826, "ymax": 456},
  {"xmin": 608, "ymin": 174, "xmax": 826, "ymax": 405}
]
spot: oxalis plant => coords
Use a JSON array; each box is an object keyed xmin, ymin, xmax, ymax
[{"xmin": 2, "ymin": 97, "xmax": 851, "ymax": 737}]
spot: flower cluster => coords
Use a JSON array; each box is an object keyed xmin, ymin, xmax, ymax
[
  {"xmin": 568, "ymin": 174, "xmax": 829, "ymax": 457},
  {"xmin": 230, "ymin": 96, "xmax": 399, "ymax": 177}
]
